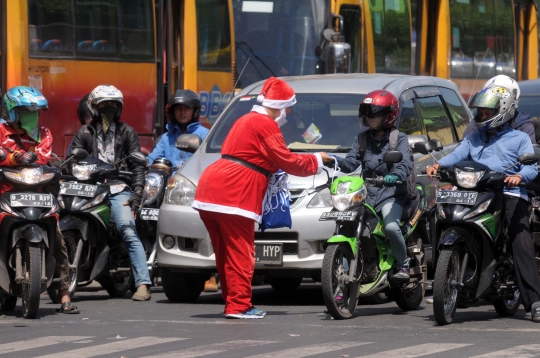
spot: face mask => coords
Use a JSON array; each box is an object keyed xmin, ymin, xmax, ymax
[
  {"xmin": 19, "ymin": 111, "xmax": 41, "ymax": 143},
  {"xmin": 275, "ymin": 108, "xmax": 288, "ymax": 128}
]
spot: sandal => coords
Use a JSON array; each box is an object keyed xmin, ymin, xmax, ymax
[{"xmin": 56, "ymin": 302, "xmax": 80, "ymax": 314}]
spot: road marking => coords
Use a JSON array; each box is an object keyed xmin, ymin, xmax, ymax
[
  {"xmin": 245, "ymin": 342, "xmax": 372, "ymax": 358},
  {"xmin": 0, "ymin": 336, "xmax": 93, "ymax": 355},
  {"xmin": 471, "ymin": 344, "xmax": 540, "ymax": 357},
  {"xmin": 35, "ymin": 337, "xmax": 186, "ymax": 358},
  {"xmin": 144, "ymin": 340, "xmax": 279, "ymax": 358},
  {"xmin": 356, "ymin": 343, "xmax": 472, "ymax": 357}
]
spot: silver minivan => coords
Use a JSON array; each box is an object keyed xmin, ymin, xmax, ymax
[{"xmin": 157, "ymin": 73, "xmax": 472, "ymax": 302}]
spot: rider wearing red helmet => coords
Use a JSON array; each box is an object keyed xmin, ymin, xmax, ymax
[{"xmin": 320, "ymin": 90, "xmax": 412, "ymax": 281}]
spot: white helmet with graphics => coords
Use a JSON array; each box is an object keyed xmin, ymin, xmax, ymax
[
  {"xmin": 483, "ymin": 75, "xmax": 520, "ymax": 108},
  {"xmin": 471, "ymin": 85, "xmax": 518, "ymax": 132},
  {"xmin": 87, "ymin": 84, "xmax": 124, "ymax": 121}
]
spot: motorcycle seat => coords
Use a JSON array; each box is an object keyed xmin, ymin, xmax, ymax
[{"xmin": 401, "ymin": 188, "xmax": 422, "ymax": 222}]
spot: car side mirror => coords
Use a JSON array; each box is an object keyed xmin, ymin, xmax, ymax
[
  {"xmin": 382, "ymin": 151, "xmax": 403, "ymax": 164},
  {"xmin": 428, "ymin": 139, "xmax": 444, "ymax": 151},
  {"xmin": 518, "ymin": 153, "xmax": 540, "ymax": 166},
  {"xmin": 70, "ymin": 148, "xmax": 89, "ymax": 161},
  {"xmin": 129, "ymin": 151, "xmax": 148, "ymax": 165},
  {"xmin": 411, "ymin": 141, "xmax": 432, "ymax": 155},
  {"xmin": 175, "ymin": 134, "xmax": 201, "ymax": 154}
]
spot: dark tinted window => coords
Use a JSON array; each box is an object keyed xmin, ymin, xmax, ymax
[
  {"xmin": 439, "ymin": 87, "xmax": 470, "ymax": 139},
  {"xmin": 117, "ymin": 0, "xmax": 154, "ymax": 59},
  {"xmin": 75, "ymin": 0, "xmax": 118, "ymax": 57},
  {"xmin": 416, "ymin": 96, "xmax": 455, "ymax": 145},
  {"xmin": 340, "ymin": 5, "xmax": 361, "ymax": 73},
  {"xmin": 196, "ymin": 0, "xmax": 231, "ymax": 71},
  {"xmin": 397, "ymin": 99, "xmax": 421, "ymax": 135},
  {"xmin": 28, "ymin": 0, "xmax": 75, "ymax": 57},
  {"xmin": 206, "ymin": 94, "xmax": 364, "ymax": 153},
  {"xmin": 519, "ymin": 97, "xmax": 540, "ymax": 119}
]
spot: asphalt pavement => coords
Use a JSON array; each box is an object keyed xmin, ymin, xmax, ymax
[{"xmin": 0, "ymin": 280, "xmax": 539, "ymax": 357}]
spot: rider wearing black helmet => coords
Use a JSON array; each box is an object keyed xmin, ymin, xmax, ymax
[{"xmin": 147, "ymin": 89, "xmax": 209, "ymax": 167}]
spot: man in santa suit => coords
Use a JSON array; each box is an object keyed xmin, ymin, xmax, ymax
[{"xmin": 192, "ymin": 77, "xmax": 322, "ymax": 319}]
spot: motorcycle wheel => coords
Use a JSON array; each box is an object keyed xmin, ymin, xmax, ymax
[
  {"xmin": 494, "ymin": 290, "xmax": 521, "ymax": 316},
  {"xmin": 22, "ymin": 243, "xmax": 42, "ymax": 319},
  {"xmin": 161, "ymin": 268, "xmax": 207, "ymax": 303},
  {"xmin": 47, "ymin": 230, "xmax": 80, "ymax": 303},
  {"xmin": 270, "ymin": 277, "xmax": 302, "ymax": 292},
  {"xmin": 433, "ymin": 245, "xmax": 461, "ymax": 325},
  {"xmin": 0, "ymin": 296, "xmax": 17, "ymax": 311},
  {"xmin": 321, "ymin": 243, "xmax": 360, "ymax": 320},
  {"xmin": 395, "ymin": 284, "xmax": 424, "ymax": 311},
  {"xmin": 98, "ymin": 270, "xmax": 133, "ymax": 298}
]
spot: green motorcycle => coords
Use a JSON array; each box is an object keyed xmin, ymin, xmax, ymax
[{"xmin": 320, "ymin": 151, "xmax": 428, "ymax": 320}]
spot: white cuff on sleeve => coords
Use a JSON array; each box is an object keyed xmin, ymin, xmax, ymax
[{"xmin": 313, "ymin": 153, "xmax": 323, "ymax": 174}]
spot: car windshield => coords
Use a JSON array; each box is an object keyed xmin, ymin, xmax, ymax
[
  {"xmin": 206, "ymin": 94, "xmax": 365, "ymax": 153},
  {"xmin": 518, "ymin": 96, "xmax": 540, "ymax": 118}
]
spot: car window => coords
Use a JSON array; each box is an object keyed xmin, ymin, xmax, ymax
[
  {"xmin": 206, "ymin": 94, "xmax": 365, "ymax": 153},
  {"xmin": 518, "ymin": 96, "xmax": 540, "ymax": 119},
  {"xmin": 439, "ymin": 87, "xmax": 470, "ymax": 140},
  {"xmin": 397, "ymin": 99, "xmax": 421, "ymax": 135},
  {"xmin": 416, "ymin": 96, "xmax": 455, "ymax": 146}
]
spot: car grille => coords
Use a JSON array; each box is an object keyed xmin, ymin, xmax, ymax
[{"xmin": 254, "ymin": 232, "xmax": 298, "ymax": 255}]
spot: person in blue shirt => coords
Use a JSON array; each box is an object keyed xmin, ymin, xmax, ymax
[
  {"xmin": 147, "ymin": 90, "xmax": 209, "ymax": 167},
  {"xmin": 427, "ymin": 84, "xmax": 540, "ymax": 323}
]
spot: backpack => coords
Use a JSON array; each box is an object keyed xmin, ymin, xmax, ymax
[{"xmin": 358, "ymin": 128, "xmax": 417, "ymax": 200}]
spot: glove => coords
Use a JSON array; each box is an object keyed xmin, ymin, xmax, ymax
[
  {"xmin": 14, "ymin": 151, "xmax": 38, "ymax": 165},
  {"xmin": 0, "ymin": 148, "xmax": 6, "ymax": 161},
  {"xmin": 383, "ymin": 174, "xmax": 399, "ymax": 186},
  {"xmin": 125, "ymin": 190, "xmax": 142, "ymax": 213}
]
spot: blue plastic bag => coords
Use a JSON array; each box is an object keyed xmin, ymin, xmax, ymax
[{"xmin": 259, "ymin": 170, "xmax": 291, "ymax": 232}]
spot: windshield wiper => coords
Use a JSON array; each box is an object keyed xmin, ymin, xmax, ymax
[
  {"xmin": 288, "ymin": 148, "xmax": 311, "ymax": 152},
  {"xmin": 328, "ymin": 146, "xmax": 351, "ymax": 153}
]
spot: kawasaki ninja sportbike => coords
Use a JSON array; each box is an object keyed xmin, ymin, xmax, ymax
[{"xmin": 320, "ymin": 151, "xmax": 427, "ymax": 320}]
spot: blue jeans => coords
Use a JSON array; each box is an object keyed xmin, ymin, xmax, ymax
[
  {"xmin": 109, "ymin": 189, "xmax": 151, "ymax": 287},
  {"xmin": 380, "ymin": 201, "xmax": 408, "ymax": 270}
]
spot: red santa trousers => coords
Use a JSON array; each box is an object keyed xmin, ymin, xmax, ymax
[{"xmin": 198, "ymin": 209, "xmax": 255, "ymax": 314}]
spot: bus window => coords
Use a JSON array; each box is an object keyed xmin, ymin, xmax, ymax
[
  {"xmin": 117, "ymin": 0, "xmax": 154, "ymax": 60},
  {"xmin": 416, "ymin": 96, "xmax": 455, "ymax": 145},
  {"xmin": 368, "ymin": 0, "xmax": 411, "ymax": 74},
  {"xmin": 439, "ymin": 87, "xmax": 470, "ymax": 140},
  {"xmin": 75, "ymin": 0, "xmax": 118, "ymax": 57},
  {"xmin": 196, "ymin": 0, "xmax": 232, "ymax": 71},
  {"xmin": 340, "ymin": 5, "xmax": 361, "ymax": 73},
  {"xmin": 28, "ymin": 0, "xmax": 75, "ymax": 57},
  {"xmin": 397, "ymin": 99, "xmax": 421, "ymax": 135}
]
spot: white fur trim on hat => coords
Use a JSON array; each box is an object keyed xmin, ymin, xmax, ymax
[{"xmin": 260, "ymin": 95, "xmax": 297, "ymax": 109}]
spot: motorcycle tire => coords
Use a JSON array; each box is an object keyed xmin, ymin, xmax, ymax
[
  {"xmin": 321, "ymin": 243, "xmax": 360, "ymax": 320},
  {"xmin": 269, "ymin": 277, "xmax": 302, "ymax": 292},
  {"xmin": 47, "ymin": 230, "xmax": 80, "ymax": 303},
  {"xmin": 98, "ymin": 270, "xmax": 133, "ymax": 298},
  {"xmin": 433, "ymin": 245, "xmax": 461, "ymax": 325},
  {"xmin": 395, "ymin": 283, "xmax": 424, "ymax": 311},
  {"xmin": 493, "ymin": 290, "xmax": 521, "ymax": 316},
  {"xmin": 161, "ymin": 268, "xmax": 207, "ymax": 303},
  {"xmin": 22, "ymin": 243, "xmax": 42, "ymax": 319},
  {"xmin": 0, "ymin": 296, "xmax": 17, "ymax": 311}
]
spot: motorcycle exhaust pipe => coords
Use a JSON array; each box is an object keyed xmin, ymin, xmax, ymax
[{"xmin": 71, "ymin": 240, "xmax": 84, "ymax": 271}]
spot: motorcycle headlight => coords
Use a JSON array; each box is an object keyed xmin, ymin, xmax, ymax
[
  {"xmin": 5, "ymin": 167, "xmax": 55, "ymax": 184},
  {"xmin": 307, "ymin": 188, "xmax": 333, "ymax": 208},
  {"xmin": 463, "ymin": 199, "xmax": 492, "ymax": 220},
  {"xmin": 72, "ymin": 164, "xmax": 96, "ymax": 180},
  {"xmin": 331, "ymin": 181, "xmax": 367, "ymax": 211},
  {"xmin": 143, "ymin": 173, "xmax": 163, "ymax": 205},
  {"xmin": 455, "ymin": 167, "xmax": 485, "ymax": 188},
  {"xmin": 80, "ymin": 192, "xmax": 108, "ymax": 211},
  {"xmin": 164, "ymin": 174, "xmax": 196, "ymax": 206}
]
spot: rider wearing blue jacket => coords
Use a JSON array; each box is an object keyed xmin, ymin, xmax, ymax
[
  {"xmin": 147, "ymin": 90, "xmax": 209, "ymax": 167},
  {"xmin": 428, "ymin": 84, "xmax": 540, "ymax": 323}
]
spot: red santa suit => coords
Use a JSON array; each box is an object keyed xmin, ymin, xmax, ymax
[{"xmin": 192, "ymin": 78, "xmax": 322, "ymax": 316}]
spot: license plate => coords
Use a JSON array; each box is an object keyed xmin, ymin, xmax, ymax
[
  {"xmin": 140, "ymin": 208, "xmax": 160, "ymax": 221},
  {"xmin": 255, "ymin": 244, "xmax": 283, "ymax": 266},
  {"xmin": 319, "ymin": 211, "xmax": 358, "ymax": 221},
  {"xmin": 10, "ymin": 194, "xmax": 53, "ymax": 208},
  {"xmin": 59, "ymin": 182, "xmax": 98, "ymax": 197},
  {"xmin": 436, "ymin": 190, "xmax": 478, "ymax": 205}
]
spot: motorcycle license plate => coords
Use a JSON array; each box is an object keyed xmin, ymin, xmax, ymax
[
  {"xmin": 10, "ymin": 193, "xmax": 52, "ymax": 208},
  {"xmin": 436, "ymin": 190, "xmax": 478, "ymax": 205},
  {"xmin": 140, "ymin": 208, "xmax": 160, "ymax": 221},
  {"xmin": 319, "ymin": 211, "xmax": 358, "ymax": 221},
  {"xmin": 255, "ymin": 244, "xmax": 283, "ymax": 266},
  {"xmin": 59, "ymin": 182, "xmax": 98, "ymax": 197}
]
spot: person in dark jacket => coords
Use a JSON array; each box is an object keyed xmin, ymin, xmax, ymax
[
  {"xmin": 70, "ymin": 84, "xmax": 151, "ymax": 301},
  {"xmin": 320, "ymin": 90, "xmax": 413, "ymax": 281},
  {"xmin": 463, "ymin": 75, "xmax": 535, "ymax": 143}
]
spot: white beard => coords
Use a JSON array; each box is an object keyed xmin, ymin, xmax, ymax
[{"xmin": 275, "ymin": 108, "xmax": 288, "ymax": 128}]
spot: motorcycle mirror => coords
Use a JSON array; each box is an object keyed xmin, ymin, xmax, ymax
[
  {"xmin": 428, "ymin": 139, "xmax": 444, "ymax": 152},
  {"xmin": 175, "ymin": 134, "xmax": 201, "ymax": 153},
  {"xmin": 382, "ymin": 151, "xmax": 403, "ymax": 164},
  {"xmin": 411, "ymin": 141, "xmax": 432, "ymax": 155},
  {"xmin": 408, "ymin": 135, "xmax": 429, "ymax": 153},
  {"xmin": 129, "ymin": 151, "xmax": 148, "ymax": 165},
  {"xmin": 71, "ymin": 148, "xmax": 89, "ymax": 161},
  {"xmin": 518, "ymin": 153, "xmax": 540, "ymax": 166}
]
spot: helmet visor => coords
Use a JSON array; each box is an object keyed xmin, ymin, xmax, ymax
[
  {"xmin": 359, "ymin": 103, "xmax": 392, "ymax": 118},
  {"xmin": 470, "ymin": 87, "xmax": 506, "ymax": 110}
]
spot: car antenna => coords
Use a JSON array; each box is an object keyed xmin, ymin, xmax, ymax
[
  {"xmin": 228, "ymin": 57, "xmax": 251, "ymax": 104},
  {"xmin": 467, "ymin": 47, "xmax": 490, "ymax": 106}
]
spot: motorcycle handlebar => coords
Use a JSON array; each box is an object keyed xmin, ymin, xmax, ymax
[{"xmin": 119, "ymin": 170, "xmax": 133, "ymax": 176}]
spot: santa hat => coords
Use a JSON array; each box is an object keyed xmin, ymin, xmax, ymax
[{"xmin": 257, "ymin": 77, "xmax": 297, "ymax": 109}]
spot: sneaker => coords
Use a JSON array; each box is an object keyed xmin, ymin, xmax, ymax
[
  {"xmin": 531, "ymin": 301, "xmax": 540, "ymax": 323},
  {"xmin": 225, "ymin": 307, "xmax": 266, "ymax": 319},
  {"xmin": 425, "ymin": 296, "xmax": 433, "ymax": 304},
  {"xmin": 336, "ymin": 291, "xmax": 344, "ymax": 304},
  {"xmin": 131, "ymin": 285, "xmax": 151, "ymax": 301},
  {"xmin": 392, "ymin": 268, "xmax": 410, "ymax": 282},
  {"xmin": 204, "ymin": 276, "xmax": 218, "ymax": 292}
]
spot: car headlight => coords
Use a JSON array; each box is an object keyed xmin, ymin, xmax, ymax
[
  {"xmin": 144, "ymin": 172, "xmax": 163, "ymax": 205},
  {"xmin": 463, "ymin": 199, "xmax": 492, "ymax": 220},
  {"xmin": 164, "ymin": 174, "xmax": 196, "ymax": 206},
  {"xmin": 331, "ymin": 181, "xmax": 367, "ymax": 211},
  {"xmin": 72, "ymin": 164, "xmax": 96, "ymax": 180},
  {"xmin": 307, "ymin": 188, "xmax": 333, "ymax": 208},
  {"xmin": 5, "ymin": 167, "xmax": 55, "ymax": 184},
  {"xmin": 455, "ymin": 167, "xmax": 485, "ymax": 188},
  {"xmin": 80, "ymin": 192, "xmax": 108, "ymax": 211}
]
